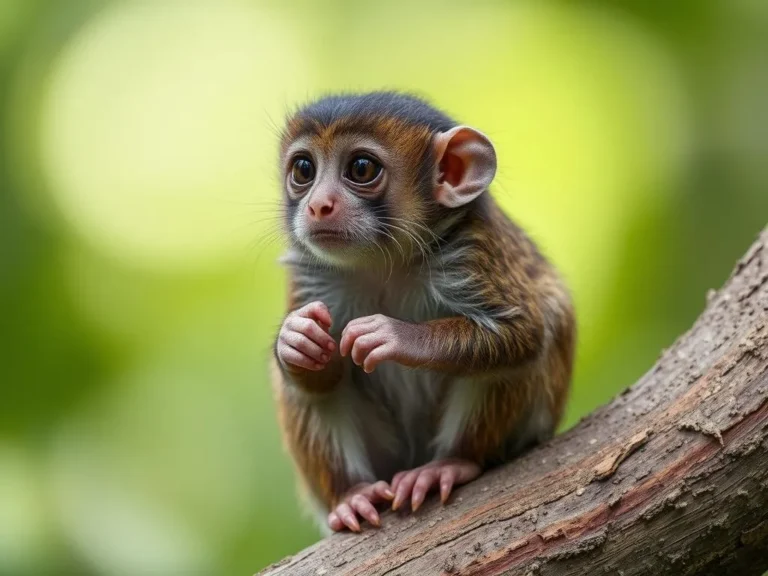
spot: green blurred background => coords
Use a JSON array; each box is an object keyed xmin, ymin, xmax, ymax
[{"xmin": 0, "ymin": 0, "xmax": 766, "ymax": 574}]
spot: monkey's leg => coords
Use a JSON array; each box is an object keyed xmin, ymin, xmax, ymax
[
  {"xmin": 328, "ymin": 481, "xmax": 395, "ymax": 532},
  {"xmin": 273, "ymin": 356, "xmax": 397, "ymax": 532},
  {"xmin": 388, "ymin": 370, "xmax": 556, "ymax": 513},
  {"xmin": 390, "ymin": 458, "xmax": 481, "ymax": 511}
]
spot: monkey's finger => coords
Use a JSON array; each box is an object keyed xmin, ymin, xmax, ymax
[
  {"xmin": 287, "ymin": 316, "xmax": 336, "ymax": 351},
  {"xmin": 328, "ymin": 511, "xmax": 344, "ymax": 532},
  {"xmin": 281, "ymin": 332, "xmax": 329, "ymax": 364},
  {"xmin": 335, "ymin": 503, "xmax": 361, "ymax": 532},
  {"xmin": 439, "ymin": 468, "xmax": 457, "ymax": 503},
  {"xmin": 350, "ymin": 334, "xmax": 386, "ymax": 367},
  {"xmin": 339, "ymin": 325, "xmax": 369, "ymax": 357},
  {"xmin": 362, "ymin": 343, "xmax": 396, "ymax": 373},
  {"xmin": 350, "ymin": 494, "xmax": 380, "ymax": 527},
  {"xmin": 411, "ymin": 469, "xmax": 438, "ymax": 512},
  {"xmin": 392, "ymin": 470, "xmax": 419, "ymax": 511},
  {"xmin": 297, "ymin": 301, "xmax": 333, "ymax": 328},
  {"xmin": 344, "ymin": 315, "xmax": 380, "ymax": 329},
  {"xmin": 339, "ymin": 324, "xmax": 363, "ymax": 357},
  {"xmin": 340, "ymin": 315, "xmax": 384, "ymax": 353},
  {"xmin": 278, "ymin": 344, "xmax": 323, "ymax": 371}
]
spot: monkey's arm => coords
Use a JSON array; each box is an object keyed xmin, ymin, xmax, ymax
[
  {"xmin": 423, "ymin": 312, "xmax": 545, "ymax": 373},
  {"xmin": 275, "ymin": 347, "xmax": 344, "ymax": 393},
  {"xmin": 339, "ymin": 308, "xmax": 545, "ymax": 375},
  {"xmin": 341, "ymin": 215, "xmax": 570, "ymax": 375}
]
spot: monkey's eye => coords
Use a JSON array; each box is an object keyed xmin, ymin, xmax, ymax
[
  {"xmin": 345, "ymin": 156, "xmax": 382, "ymax": 185},
  {"xmin": 291, "ymin": 156, "xmax": 315, "ymax": 186}
]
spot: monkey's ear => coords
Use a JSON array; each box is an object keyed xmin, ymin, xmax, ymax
[{"xmin": 433, "ymin": 126, "xmax": 497, "ymax": 208}]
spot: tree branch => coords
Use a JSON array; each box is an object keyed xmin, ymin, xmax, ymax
[{"xmin": 260, "ymin": 227, "xmax": 768, "ymax": 576}]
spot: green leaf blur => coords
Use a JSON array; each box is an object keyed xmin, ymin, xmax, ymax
[{"xmin": 1, "ymin": 1, "xmax": 766, "ymax": 574}]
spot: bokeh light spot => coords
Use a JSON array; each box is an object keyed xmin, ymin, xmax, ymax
[{"xmin": 40, "ymin": 1, "xmax": 306, "ymax": 269}]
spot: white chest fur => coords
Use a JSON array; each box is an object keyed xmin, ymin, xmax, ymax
[{"xmin": 290, "ymin": 262, "xmax": 458, "ymax": 482}]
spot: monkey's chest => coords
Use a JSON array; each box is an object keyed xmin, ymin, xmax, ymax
[
  {"xmin": 297, "ymin": 273, "xmax": 453, "ymax": 475},
  {"xmin": 336, "ymin": 279, "xmax": 450, "ymax": 476},
  {"xmin": 336, "ymin": 274, "xmax": 444, "ymax": 324},
  {"xmin": 350, "ymin": 363, "xmax": 446, "ymax": 477}
]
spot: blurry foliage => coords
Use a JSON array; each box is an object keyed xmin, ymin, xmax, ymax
[{"xmin": 0, "ymin": 1, "xmax": 766, "ymax": 575}]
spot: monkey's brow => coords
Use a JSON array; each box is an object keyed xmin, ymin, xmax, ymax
[
  {"xmin": 290, "ymin": 120, "xmax": 373, "ymax": 142},
  {"xmin": 286, "ymin": 126, "xmax": 394, "ymax": 160},
  {"xmin": 292, "ymin": 110, "xmax": 428, "ymax": 141}
]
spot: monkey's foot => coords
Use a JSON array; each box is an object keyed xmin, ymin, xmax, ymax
[
  {"xmin": 328, "ymin": 481, "xmax": 394, "ymax": 533},
  {"xmin": 391, "ymin": 458, "xmax": 481, "ymax": 512}
]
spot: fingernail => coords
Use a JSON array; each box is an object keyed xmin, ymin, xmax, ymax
[
  {"xmin": 384, "ymin": 489, "xmax": 395, "ymax": 499},
  {"xmin": 327, "ymin": 342, "xmax": 335, "ymax": 351},
  {"xmin": 322, "ymin": 354, "xmax": 329, "ymax": 362}
]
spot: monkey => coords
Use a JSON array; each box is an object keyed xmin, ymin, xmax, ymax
[{"xmin": 270, "ymin": 91, "xmax": 575, "ymax": 534}]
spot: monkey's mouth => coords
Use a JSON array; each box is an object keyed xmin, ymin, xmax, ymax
[{"xmin": 307, "ymin": 229, "xmax": 349, "ymax": 247}]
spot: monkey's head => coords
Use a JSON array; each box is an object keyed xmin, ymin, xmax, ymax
[{"xmin": 279, "ymin": 92, "xmax": 497, "ymax": 268}]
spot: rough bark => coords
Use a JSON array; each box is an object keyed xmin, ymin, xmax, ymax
[{"xmin": 259, "ymin": 227, "xmax": 768, "ymax": 576}]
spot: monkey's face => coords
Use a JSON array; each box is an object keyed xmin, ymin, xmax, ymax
[
  {"xmin": 281, "ymin": 122, "xmax": 435, "ymax": 268},
  {"xmin": 280, "ymin": 103, "xmax": 497, "ymax": 269}
]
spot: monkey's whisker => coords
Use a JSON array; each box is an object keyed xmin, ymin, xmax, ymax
[
  {"xmin": 381, "ymin": 216, "xmax": 447, "ymax": 281},
  {"xmin": 382, "ymin": 222, "xmax": 434, "ymax": 280},
  {"xmin": 378, "ymin": 216, "xmax": 443, "ymax": 246},
  {"xmin": 377, "ymin": 227, "xmax": 406, "ymax": 262}
]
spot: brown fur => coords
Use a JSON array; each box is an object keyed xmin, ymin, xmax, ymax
[
  {"xmin": 422, "ymin": 202, "xmax": 575, "ymax": 465},
  {"xmin": 271, "ymin": 93, "xmax": 576, "ymax": 514},
  {"xmin": 272, "ymin": 361, "xmax": 341, "ymax": 505}
]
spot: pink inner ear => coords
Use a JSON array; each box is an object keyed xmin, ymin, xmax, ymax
[
  {"xmin": 440, "ymin": 153, "xmax": 465, "ymax": 187},
  {"xmin": 433, "ymin": 125, "xmax": 497, "ymax": 209}
]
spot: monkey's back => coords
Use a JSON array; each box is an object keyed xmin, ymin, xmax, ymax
[{"xmin": 423, "ymin": 197, "xmax": 575, "ymax": 461}]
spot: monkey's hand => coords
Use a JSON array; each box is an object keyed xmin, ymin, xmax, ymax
[
  {"xmin": 277, "ymin": 302, "xmax": 336, "ymax": 373},
  {"xmin": 340, "ymin": 314, "xmax": 430, "ymax": 373},
  {"xmin": 328, "ymin": 481, "xmax": 394, "ymax": 532}
]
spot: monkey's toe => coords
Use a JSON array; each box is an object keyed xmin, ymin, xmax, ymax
[
  {"xmin": 328, "ymin": 481, "xmax": 394, "ymax": 532},
  {"xmin": 391, "ymin": 459, "xmax": 481, "ymax": 512}
]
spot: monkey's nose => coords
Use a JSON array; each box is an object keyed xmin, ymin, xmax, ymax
[{"xmin": 307, "ymin": 197, "xmax": 335, "ymax": 220}]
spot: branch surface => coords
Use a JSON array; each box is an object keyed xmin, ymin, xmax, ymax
[{"xmin": 260, "ymin": 227, "xmax": 768, "ymax": 576}]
